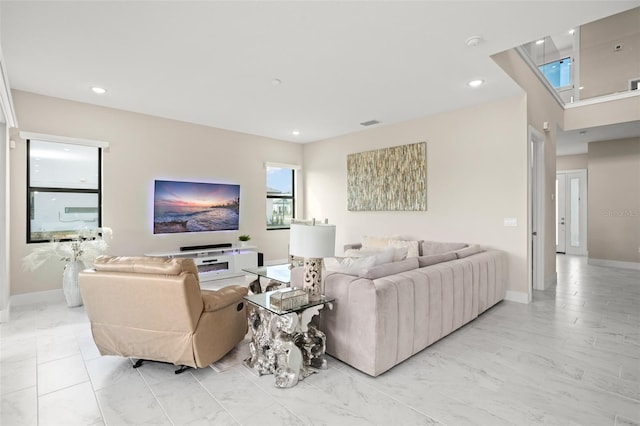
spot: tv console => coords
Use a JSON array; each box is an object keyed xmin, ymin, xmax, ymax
[{"xmin": 145, "ymin": 244, "xmax": 258, "ymax": 283}]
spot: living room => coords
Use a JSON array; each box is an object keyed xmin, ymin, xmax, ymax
[{"xmin": 1, "ymin": 2, "xmax": 639, "ymax": 425}]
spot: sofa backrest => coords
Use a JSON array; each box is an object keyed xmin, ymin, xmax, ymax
[
  {"xmin": 79, "ymin": 256, "xmax": 204, "ymax": 332},
  {"xmin": 421, "ymin": 241, "xmax": 468, "ymax": 256}
]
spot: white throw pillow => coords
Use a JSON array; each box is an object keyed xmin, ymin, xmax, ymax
[
  {"xmin": 388, "ymin": 239, "xmax": 420, "ymax": 258},
  {"xmin": 344, "ymin": 247, "xmax": 402, "ymax": 265},
  {"xmin": 361, "ymin": 235, "xmax": 392, "ymax": 249},
  {"xmin": 324, "ymin": 256, "xmax": 377, "ymax": 275}
]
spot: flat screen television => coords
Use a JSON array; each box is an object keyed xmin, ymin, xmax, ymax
[{"xmin": 153, "ymin": 180, "xmax": 240, "ymax": 234}]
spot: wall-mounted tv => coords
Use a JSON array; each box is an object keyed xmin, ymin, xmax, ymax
[{"xmin": 153, "ymin": 180, "xmax": 240, "ymax": 234}]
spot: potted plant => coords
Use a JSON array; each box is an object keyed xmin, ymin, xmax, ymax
[{"xmin": 238, "ymin": 234, "xmax": 251, "ymax": 247}]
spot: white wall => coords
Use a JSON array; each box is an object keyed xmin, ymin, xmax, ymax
[
  {"xmin": 10, "ymin": 90, "xmax": 303, "ymax": 295},
  {"xmin": 303, "ymin": 95, "xmax": 530, "ymax": 298}
]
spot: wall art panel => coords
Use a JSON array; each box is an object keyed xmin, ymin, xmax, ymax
[{"xmin": 347, "ymin": 142, "xmax": 426, "ymax": 211}]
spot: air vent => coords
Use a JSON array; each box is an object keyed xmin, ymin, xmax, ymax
[{"xmin": 360, "ymin": 120, "xmax": 380, "ymax": 127}]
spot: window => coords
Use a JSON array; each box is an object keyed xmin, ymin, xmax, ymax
[
  {"xmin": 538, "ymin": 57, "xmax": 572, "ymax": 89},
  {"xmin": 27, "ymin": 139, "xmax": 102, "ymax": 242},
  {"xmin": 266, "ymin": 166, "xmax": 295, "ymax": 230}
]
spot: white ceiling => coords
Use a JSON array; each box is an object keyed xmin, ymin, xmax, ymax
[{"xmin": 1, "ymin": 1, "xmax": 638, "ymax": 143}]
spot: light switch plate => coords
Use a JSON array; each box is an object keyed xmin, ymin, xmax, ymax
[{"xmin": 504, "ymin": 217, "xmax": 518, "ymax": 227}]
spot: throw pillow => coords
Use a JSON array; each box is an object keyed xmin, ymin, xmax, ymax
[
  {"xmin": 359, "ymin": 258, "xmax": 419, "ymax": 280},
  {"xmin": 417, "ymin": 252, "xmax": 457, "ymax": 267},
  {"xmin": 344, "ymin": 246, "xmax": 406, "ymax": 264},
  {"xmin": 324, "ymin": 255, "xmax": 377, "ymax": 276},
  {"xmin": 361, "ymin": 235, "xmax": 392, "ymax": 249},
  {"xmin": 388, "ymin": 239, "xmax": 420, "ymax": 258}
]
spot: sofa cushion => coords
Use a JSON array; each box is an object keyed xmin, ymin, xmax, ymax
[
  {"xmin": 93, "ymin": 255, "xmax": 198, "ymax": 275},
  {"xmin": 325, "ymin": 255, "xmax": 377, "ymax": 276},
  {"xmin": 359, "ymin": 258, "xmax": 419, "ymax": 280},
  {"xmin": 417, "ymin": 251, "xmax": 457, "ymax": 267},
  {"xmin": 421, "ymin": 241, "xmax": 468, "ymax": 256},
  {"xmin": 454, "ymin": 244, "xmax": 484, "ymax": 258}
]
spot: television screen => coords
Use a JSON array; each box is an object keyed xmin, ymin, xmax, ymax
[{"xmin": 153, "ymin": 180, "xmax": 240, "ymax": 234}]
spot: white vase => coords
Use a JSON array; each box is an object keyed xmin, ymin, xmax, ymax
[{"xmin": 63, "ymin": 260, "xmax": 85, "ymax": 308}]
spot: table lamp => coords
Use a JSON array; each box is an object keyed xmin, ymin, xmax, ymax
[{"xmin": 289, "ymin": 219, "xmax": 336, "ymax": 300}]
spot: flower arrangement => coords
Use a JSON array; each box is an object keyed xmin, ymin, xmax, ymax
[{"xmin": 23, "ymin": 227, "xmax": 113, "ymax": 271}]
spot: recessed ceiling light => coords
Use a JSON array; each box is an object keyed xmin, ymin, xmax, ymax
[
  {"xmin": 91, "ymin": 86, "xmax": 107, "ymax": 94},
  {"xmin": 271, "ymin": 79, "xmax": 282, "ymax": 86},
  {"xmin": 292, "ymin": 130, "xmax": 300, "ymax": 136},
  {"xmin": 535, "ymin": 39, "xmax": 545, "ymax": 45},
  {"xmin": 579, "ymin": 86, "xmax": 584, "ymax": 90},
  {"xmin": 569, "ymin": 29, "xmax": 575, "ymax": 35},
  {"xmin": 468, "ymin": 79, "xmax": 484, "ymax": 88}
]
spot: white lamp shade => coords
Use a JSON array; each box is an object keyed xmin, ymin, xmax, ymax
[{"xmin": 289, "ymin": 223, "xmax": 336, "ymax": 258}]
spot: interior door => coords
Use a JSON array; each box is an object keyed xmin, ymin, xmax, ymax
[
  {"xmin": 556, "ymin": 170, "xmax": 588, "ymax": 255},
  {"xmin": 556, "ymin": 173, "xmax": 566, "ymax": 253}
]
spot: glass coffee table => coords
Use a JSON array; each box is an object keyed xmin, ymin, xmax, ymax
[{"xmin": 243, "ymin": 288, "xmax": 334, "ymax": 388}]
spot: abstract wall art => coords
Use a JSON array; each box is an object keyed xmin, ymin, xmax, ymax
[{"xmin": 347, "ymin": 142, "xmax": 427, "ymax": 211}]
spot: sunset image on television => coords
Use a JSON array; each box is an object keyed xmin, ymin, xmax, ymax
[{"xmin": 153, "ymin": 180, "xmax": 240, "ymax": 234}]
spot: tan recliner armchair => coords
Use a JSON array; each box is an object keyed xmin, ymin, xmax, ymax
[{"xmin": 79, "ymin": 255, "xmax": 248, "ymax": 371}]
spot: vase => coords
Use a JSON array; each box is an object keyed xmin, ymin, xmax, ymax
[{"xmin": 63, "ymin": 260, "xmax": 85, "ymax": 308}]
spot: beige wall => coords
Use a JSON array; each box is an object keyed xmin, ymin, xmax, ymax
[
  {"xmin": 580, "ymin": 7, "xmax": 640, "ymax": 99},
  {"xmin": 557, "ymin": 154, "xmax": 588, "ymax": 170},
  {"xmin": 564, "ymin": 96, "xmax": 640, "ymax": 131},
  {"xmin": 9, "ymin": 90, "xmax": 303, "ymax": 295},
  {"xmin": 587, "ymin": 137, "xmax": 640, "ymax": 263},
  {"xmin": 303, "ymin": 95, "xmax": 529, "ymax": 298},
  {"xmin": 492, "ymin": 49, "xmax": 564, "ymax": 285}
]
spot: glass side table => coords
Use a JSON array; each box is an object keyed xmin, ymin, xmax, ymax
[
  {"xmin": 243, "ymin": 289, "xmax": 334, "ymax": 388},
  {"xmin": 242, "ymin": 264, "xmax": 291, "ymax": 285}
]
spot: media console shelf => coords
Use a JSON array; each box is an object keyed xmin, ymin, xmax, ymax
[{"xmin": 145, "ymin": 244, "xmax": 258, "ymax": 283}]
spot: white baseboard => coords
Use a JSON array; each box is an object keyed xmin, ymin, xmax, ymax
[
  {"xmin": 505, "ymin": 291, "xmax": 529, "ymax": 304},
  {"xmin": 588, "ymin": 258, "xmax": 640, "ymax": 271},
  {"xmin": 545, "ymin": 273, "xmax": 557, "ymax": 288},
  {"xmin": 10, "ymin": 289, "xmax": 64, "ymax": 306}
]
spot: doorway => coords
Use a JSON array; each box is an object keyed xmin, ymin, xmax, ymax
[
  {"xmin": 529, "ymin": 127, "xmax": 545, "ymax": 298},
  {"xmin": 556, "ymin": 170, "xmax": 588, "ymax": 255}
]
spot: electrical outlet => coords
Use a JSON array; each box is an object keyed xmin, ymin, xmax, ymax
[{"xmin": 614, "ymin": 43, "xmax": 622, "ymax": 52}]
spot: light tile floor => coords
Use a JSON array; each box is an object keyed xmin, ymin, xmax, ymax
[{"xmin": 1, "ymin": 255, "xmax": 639, "ymax": 425}]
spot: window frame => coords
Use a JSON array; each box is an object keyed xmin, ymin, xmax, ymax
[
  {"xmin": 26, "ymin": 139, "xmax": 103, "ymax": 243},
  {"xmin": 266, "ymin": 166, "xmax": 295, "ymax": 231}
]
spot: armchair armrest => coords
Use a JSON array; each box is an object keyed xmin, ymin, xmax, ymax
[{"xmin": 201, "ymin": 286, "xmax": 248, "ymax": 312}]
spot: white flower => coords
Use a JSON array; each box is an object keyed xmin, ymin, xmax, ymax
[{"xmin": 23, "ymin": 226, "xmax": 113, "ymax": 271}]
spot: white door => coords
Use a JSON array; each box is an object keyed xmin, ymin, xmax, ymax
[
  {"xmin": 556, "ymin": 170, "xmax": 588, "ymax": 255},
  {"xmin": 556, "ymin": 174, "xmax": 566, "ymax": 253}
]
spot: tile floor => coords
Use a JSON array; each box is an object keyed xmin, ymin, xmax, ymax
[{"xmin": 1, "ymin": 255, "xmax": 639, "ymax": 425}]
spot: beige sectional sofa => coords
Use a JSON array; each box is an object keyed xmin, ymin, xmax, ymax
[{"xmin": 310, "ymin": 240, "xmax": 507, "ymax": 376}]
